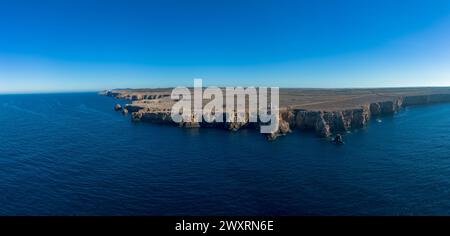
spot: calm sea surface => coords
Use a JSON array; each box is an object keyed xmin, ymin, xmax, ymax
[{"xmin": 1, "ymin": 93, "xmax": 450, "ymax": 215}]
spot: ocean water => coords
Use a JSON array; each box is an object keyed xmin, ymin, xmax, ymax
[{"xmin": 0, "ymin": 92, "xmax": 450, "ymax": 216}]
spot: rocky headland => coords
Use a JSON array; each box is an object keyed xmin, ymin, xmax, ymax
[{"xmin": 101, "ymin": 87, "xmax": 450, "ymax": 141}]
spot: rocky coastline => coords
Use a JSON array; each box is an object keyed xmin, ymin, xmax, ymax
[{"xmin": 101, "ymin": 88, "xmax": 450, "ymax": 141}]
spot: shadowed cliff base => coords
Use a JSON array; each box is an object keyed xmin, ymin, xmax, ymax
[{"xmin": 101, "ymin": 87, "xmax": 450, "ymax": 141}]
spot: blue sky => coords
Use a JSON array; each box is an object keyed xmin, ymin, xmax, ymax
[{"xmin": 0, "ymin": 0, "xmax": 450, "ymax": 93}]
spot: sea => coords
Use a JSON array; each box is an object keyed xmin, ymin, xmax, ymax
[{"xmin": 0, "ymin": 92, "xmax": 449, "ymax": 215}]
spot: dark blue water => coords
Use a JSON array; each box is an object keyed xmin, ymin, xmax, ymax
[{"xmin": 1, "ymin": 93, "xmax": 450, "ymax": 215}]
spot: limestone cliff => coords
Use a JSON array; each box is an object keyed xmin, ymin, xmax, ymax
[
  {"xmin": 104, "ymin": 88, "xmax": 450, "ymax": 141},
  {"xmin": 274, "ymin": 94, "xmax": 450, "ymax": 139}
]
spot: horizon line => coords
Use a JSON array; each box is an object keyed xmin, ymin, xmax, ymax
[{"xmin": 2, "ymin": 85, "xmax": 450, "ymax": 95}]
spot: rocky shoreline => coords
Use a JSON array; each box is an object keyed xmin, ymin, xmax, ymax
[{"xmin": 101, "ymin": 88, "xmax": 450, "ymax": 141}]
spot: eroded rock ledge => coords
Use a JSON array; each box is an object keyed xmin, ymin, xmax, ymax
[{"xmin": 101, "ymin": 88, "xmax": 450, "ymax": 140}]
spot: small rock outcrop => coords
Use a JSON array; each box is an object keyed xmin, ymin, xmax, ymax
[
  {"xmin": 114, "ymin": 104, "xmax": 122, "ymax": 111},
  {"xmin": 332, "ymin": 134, "xmax": 344, "ymax": 145}
]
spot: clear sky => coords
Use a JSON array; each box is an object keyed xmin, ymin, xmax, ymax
[{"xmin": 1, "ymin": 0, "xmax": 450, "ymax": 93}]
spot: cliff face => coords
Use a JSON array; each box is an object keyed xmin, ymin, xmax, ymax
[
  {"xmin": 105, "ymin": 89, "xmax": 450, "ymax": 141},
  {"xmin": 132, "ymin": 110, "xmax": 173, "ymax": 124},
  {"xmin": 402, "ymin": 94, "xmax": 450, "ymax": 106},
  {"xmin": 125, "ymin": 97, "xmax": 401, "ymax": 139},
  {"xmin": 290, "ymin": 105, "xmax": 373, "ymax": 137},
  {"xmin": 274, "ymin": 94, "xmax": 450, "ymax": 139}
]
